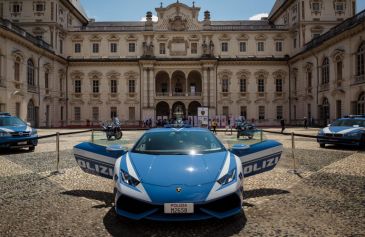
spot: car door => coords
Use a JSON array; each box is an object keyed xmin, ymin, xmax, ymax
[
  {"xmin": 230, "ymin": 140, "xmax": 283, "ymax": 178},
  {"xmin": 73, "ymin": 142, "xmax": 127, "ymax": 179}
]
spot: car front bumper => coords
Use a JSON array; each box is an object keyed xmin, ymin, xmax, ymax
[
  {"xmin": 317, "ymin": 136, "xmax": 362, "ymax": 146},
  {"xmin": 0, "ymin": 135, "xmax": 38, "ymax": 149}
]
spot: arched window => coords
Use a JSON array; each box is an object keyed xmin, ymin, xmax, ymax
[
  {"xmin": 27, "ymin": 59, "xmax": 35, "ymax": 86},
  {"xmin": 356, "ymin": 42, "xmax": 365, "ymax": 77},
  {"xmin": 358, "ymin": 92, "xmax": 365, "ymax": 115},
  {"xmin": 14, "ymin": 58, "xmax": 21, "ymax": 81},
  {"xmin": 321, "ymin": 57, "xmax": 329, "ymax": 84}
]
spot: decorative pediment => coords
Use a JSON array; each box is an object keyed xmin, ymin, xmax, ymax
[
  {"xmin": 32, "ymin": 27, "xmax": 46, "ymax": 35},
  {"xmin": 236, "ymin": 33, "xmax": 249, "ymax": 41},
  {"xmin": 218, "ymin": 70, "xmax": 233, "ymax": 80},
  {"xmin": 303, "ymin": 62, "xmax": 314, "ymax": 71},
  {"xmin": 188, "ymin": 34, "xmax": 200, "ymax": 41},
  {"xmin": 272, "ymin": 70, "xmax": 287, "ymax": 80},
  {"xmin": 11, "ymin": 50, "xmax": 24, "ymax": 62},
  {"xmin": 58, "ymin": 69, "xmax": 66, "ymax": 78},
  {"xmin": 106, "ymin": 71, "xmax": 121, "ymax": 79},
  {"xmin": 71, "ymin": 34, "xmax": 84, "ymax": 42},
  {"xmin": 236, "ymin": 70, "xmax": 251, "ymax": 79},
  {"xmin": 126, "ymin": 34, "xmax": 138, "ymax": 41},
  {"xmin": 254, "ymin": 70, "xmax": 269, "ymax": 79},
  {"xmin": 70, "ymin": 70, "xmax": 84, "ymax": 80},
  {"xmin": 89, "ymin": 34, "xmax": 102, "ymax": 42},
  {"xmin": 236, "ymin": 98, "xmax": 251, "ymax": 104},
  {"xmin": 273, "ymin": 33, "xmax": 286, "ymax": 40},
  {"xmin": 218, "ymin": 34, "xmax": 231, "ymax": 41},
  {"xmin": 255, "ymin": 34, "xmax": 267, "ymax": 41},
  {"xmin": 331, "ymin": 48, "xmax": 345, "ymax": 62},
  {"xmin": 88, "ymin": 71, "xmax": 102, "ymax": 79},
  {"xmin": 43, "ymin": 63, "xmax": 53, "ymax": 71},
  {"xmin": 107, "ymin": 34, "xmax": 120, "ymax": 41},
  {"xmin": 124, "ymin": 71, "xmax": 139, "ymax": 80},
  {"xmin": 156, "ymin": 35, "xmax": 169, "ymax": 41},
  {"xmin": 310, "ymin": 25, "xmax": 324, "ymax": 33}
]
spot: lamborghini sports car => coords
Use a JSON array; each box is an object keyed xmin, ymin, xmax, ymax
[{"xmin": 73, "ymin": 127, "xmax": 283, "ymax": 221}]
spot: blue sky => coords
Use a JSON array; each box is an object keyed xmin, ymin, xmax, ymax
[{"xmin": 80, "ymin": 0, "xmax": 365, "ymax": 21}]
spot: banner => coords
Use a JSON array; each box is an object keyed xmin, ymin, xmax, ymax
[{"xmin": 198, "ymin": 107, "xmax": 209, "ymax": 126}]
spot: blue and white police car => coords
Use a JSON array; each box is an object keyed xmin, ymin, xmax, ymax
[
  {"xmin": 317, "ymin": 115, "xmax": 365, "ymax": 148},
  {"xmin": 0, "ymin": 112, "xmax": 38, "ymax": 151}
]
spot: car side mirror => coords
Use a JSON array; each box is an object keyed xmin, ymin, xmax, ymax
[
  {"xmin": 327, "ymin": 124, "xmax": 331, "ymax": 127},
  {"xmin": 106, "ymin": 144, "xmax": 128, "ymax": 152},
  {"xmin": 26, "ymin": 122, "xmax": 31, "ymax": 126},
  {"xmin": 231, "ymin": 144, "xmax": 250, "ymax": 150}
]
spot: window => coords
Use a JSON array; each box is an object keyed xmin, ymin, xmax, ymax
[
  {"xmin": 307, "ymin": 71, "xmax": 312, "ymax": 88},
  {"xmin": 321, "ymin": 57, "xmax": 330, "ymax": 84},
  {"xmin": 356, "ymin": 42, "xmax": 365, "ymax": 76},
  {"xmin": 110, "ymin": 107, "xmax": 117, "ymax": 119},
  {"xmin": 312, "ymin": 33, "xmax": 321, "ymax": 39},
  {"xmin": 222, "ymin": 79, "xmax": 229, "ymax": 92},
  {"xmin": 191, "ymin": 43, "xmax": 197, "ymax": 54},
  {"xmin": 358, "ymin": 93, "xmax": 365, "ymax": 115},
  {"xmin": 129, "ymin": 107, "xmax": 135, "ymax": 121},
  {"xmin": 275, "ymin": 41, "xmax": 283, "ymax": 52},
  {"xmin": 74, "ymin": 107, "xmax": 81, "ymax": 121},
  {"xmin": 293, "ymin": 38, "xmax": 297, "ymax": 49},
  {"xmin": 240, "ymin": 106, "xmax": 247, "ymax": 118},
  {"xmin": 258, "ymin": 106, "xmax": 265, "ymax": 120},
  {"xmin": 12, "ymin": 4, "xmax": 21, "ymax": 13},
  {"xmin": 111, "ymin": 80, "xmax": 117, "ymax": 93},
  {"xmin": 223, "ymin": 106, "xmax": 229, "ymax": 116},
  {"xmin": 14, "ymin": 59, "xmax": 20, "ymax": 81},
  {"xmin": 337, "ymin": 61, "xmax": 343, "ymax": 81},
  {"xmin": 221, "ymin": 42, "xmax": 228, "ymax": 52},
  {"xmin": 110, "ymin": 43, "xmax": 117, "ymax": 53},
  {"xmin": 61, "ymin": 106, "xmax": 64, "ymax": 122},
  {"xmin": 276, "ymin": 106, "xmax": 283, "ymax": 120},
  {"xmin": 258, "ymin": 79, "xmax": 265, "ymax": 92},
  {"xmin": 128, "ymin": 80, "xmax": 135, "ymax": 93},
  {"xmin": 92, "ymin": 80, "xmax": 99, "ymax": 93},
  {"xmin": 307, "ymin": 104, "xmax": 312, "ymax": 119},
  {"xmin": 159, "ymin": 43, "xmax": 166, "ymax": 55},
  {"xmin": 35, "ymin": 3, "xmax": 45, "ymax": 12},
  {"xmin": 0, "ymin": 103, "xmax": 5, "ymax": 112},
  {"xmin": 312, "ymin": 2, "xmax": 320, "ymax": 11},
  {"xmin": 60, "ymin": 77, "xmax": 63, "ymax": 92},
  {"xmin": 240, "ymin": 79, "xmax": 246, "ymax": 92},
  {"xmin": 276, "ymin": 79, "xmax": 283, "ymax": 92},
  {"xmin": 74, "ymin": 80, "xmax": 81, "ymax": 93},
  {"xmin": 92, "ymin": 43, "xmax": 99, "ymax": 53},
  {"xmin": 92, "ymin": 107, "xmax": 99, "ymax": 121},
  {"xmin": 45, "ymin": 71, "xmax": 49, "ymax": 89},
  {"xmin": 129, "ymin": 43, "xmax": 136, "ymax": 53},
  {"xmin": 335, "ymin": 2, "xmax": 344, "ymax": 12},
  {"xmin": 239, "ymin": 42, "xmax": 246, "ymax": 52},
  {"xmin": 27, "ymin": 59, "xmax": 35, "ymax": 86},
  {"xmin": 75, "ymin": 43, "xmax": 81, "ymax": 53},
  {"xmin": 257, "ymin": 42, "xmax": 264, "ymax": 52},
  {"xmin": 59, "ymin": 39, "xmax": 63, "ymax": 54},
  {"xmin": 336, "ymin": 100, "xmax": 342, "ymax": 119},
  {"xmin": 35, "ymin": 35, "xmax": 43, "ymax": 40},
  {"xmin": 16, "ymin": 103, "xmax": 20, "ymax": 117}
]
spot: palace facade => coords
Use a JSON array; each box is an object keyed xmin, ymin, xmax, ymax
[{"xmin": 0, "ymin": 0, "xmax": 364, "ymax": 127}]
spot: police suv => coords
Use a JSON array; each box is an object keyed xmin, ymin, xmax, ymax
[
  {"xmin": 317, "ymin": 115, "xmax": 365, "ymax": 148},
  {"xmin": 0, "ymin": 112, "xmax": 38, "ymax": 151}
]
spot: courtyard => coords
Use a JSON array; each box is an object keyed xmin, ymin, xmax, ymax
[{"xmin": 0, "ymin": 128, "xmax": 364, "ymax": 236}]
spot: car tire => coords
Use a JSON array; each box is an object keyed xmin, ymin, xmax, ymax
[
  {"xmin": 29, "ymin": 146, "xmax": 35, "ymax": 151},
  {"xmin": 115, "ymin": 131, "xmax": 122, "ymax": 140},
  {"xmin": 319, "ymin": 143, "xmax": 326, "ymax": 148}
]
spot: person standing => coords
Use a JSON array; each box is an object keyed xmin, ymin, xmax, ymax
[
  {"xmin": 212, "ymin": 119, "xmax": 217, "ymax": 134},
  {"xmin": 280, "ymin": 118, "xmax": 285, "ymax": 133},
  {"xmin": 304, "ymin": 117, "xmax": 308, "ymax": 129}
]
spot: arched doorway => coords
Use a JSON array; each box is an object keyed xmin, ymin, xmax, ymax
[
  {"xmin": 27, "ymin": 100, "xmax": 36, "ymax": 127},
  {"xmin": 187, "ymin": 71, "xmax": 202, "ymax": 96},
  {"xmin": 155, "ymin": 71, "xmax": 170, "ymax": 96},
  {"xmin": 171, "ymin": 71, "xmax": 186, "ymax": 96},
  {"xmin": 172, "ymin": 101, "xmax": 186, "ymax": 119},
  {"xmin": 358, "ymin": 92, "xmax": 365, "ymax": 114},
  {"xmin": 156, "ymin": 101, "xmax": 170, "ymax": 118},
  {"xmin": 188, "ymin": 101, "xmax": 201, "ymax": 116},
  {"xmin": 320, "ymin": 97, "xmax": 330, "ymax": 125}
]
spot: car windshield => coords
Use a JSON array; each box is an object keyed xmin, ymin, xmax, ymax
[
  {"xmin": 331, "ymin": 119, "xmax": 365, "ymax": 127},
  {"xmin": 0, "ymin": 117, "xmax": 26, "ymax": 126},
  {"xmin": 132, "ymin": 130, "xmax": 226, "ymax": 155}
]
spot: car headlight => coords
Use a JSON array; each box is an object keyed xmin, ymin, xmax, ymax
[
  {"xmin": 120, "ymin": 170, "xmax": 140, "ymax": 187},
  {"xmin": 217, "ymin": 168, "xmax": 236, "ymax": 185},
  {"xmin": 318, "ymin": 130, "xmax": 324, "ymax": 136},
  {"xmin": 31, "ymin": 129, "xmax": 37, "ymax": 135},
  {"xmin": 0, "ymin": 132, "xmax": 10, "ymax": 137}
]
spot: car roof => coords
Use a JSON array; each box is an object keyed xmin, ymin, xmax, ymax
[{"xmin": 145, "ymin": 127, "xmax": 210, "ymax": 133}]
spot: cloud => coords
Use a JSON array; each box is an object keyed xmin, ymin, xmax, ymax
[
  {"xmin": 249, "ymin": 13, "xmax": 269, "ymax": 20},
  {"xmin": 140, "ymin": 15, "xmax": 159, "ymax": 22}
]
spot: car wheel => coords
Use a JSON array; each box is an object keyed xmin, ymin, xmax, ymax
[
  {"xmin": 115, "ymin": 131, "xmax": 122, "ymax": 140},
  {"xmin": 319, "ymin": 143, "xmax": 326, "ymax": 148},
  {"xmin": 29, "ymin": 146, "xmax": 35, "ymax": 151}
]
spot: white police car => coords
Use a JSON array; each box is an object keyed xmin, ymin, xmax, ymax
[
  {"xmin": 0, "ymin": 112, "xmax": 38, "ymax": 151},
  {"xmin": 317, "ymin": 115, "xmax": 365, "ymax": 148}
]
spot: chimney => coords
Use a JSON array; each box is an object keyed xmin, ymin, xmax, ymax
[{"xmin": 203, "ymin": 11, "xmax": 211, "ymax": 26}]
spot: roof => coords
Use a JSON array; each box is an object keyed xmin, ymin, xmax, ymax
[
  {"xmin": 269, "ymin": 0, "xmax": 287, "ymax": 18},
  {"xmin": 146, "ymin": 127, "xmax": 210, "ymax": 133},
  {"xmin": 68, "ymin": 0, "xmax": 88, "ymax": 19}
]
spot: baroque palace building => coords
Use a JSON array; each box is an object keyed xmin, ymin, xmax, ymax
[{"xmin": 0, "ymin": 0, "xmax": 364, "ymax": 127}]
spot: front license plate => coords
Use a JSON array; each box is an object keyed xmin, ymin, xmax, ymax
[
  {"xmin": 164, "ymin": 203, "xmax": 194, "ymax": 214},
  {"xmin": 18, "ymin": 141, "xmax": 27, "ymax": 145}
]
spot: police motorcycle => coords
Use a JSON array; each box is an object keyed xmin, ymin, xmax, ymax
[
  {"xmin": 100, "ymin": 120, "xmax": 123, "ymax": 140},
  {"xmin": 236, "ymin": 121, "xmax": 257, "ymax": 139}
]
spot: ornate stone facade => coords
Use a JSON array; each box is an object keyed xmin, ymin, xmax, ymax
[{"xmin": 0, "ymin": 0, "xmax": 364, "ymax": 127}]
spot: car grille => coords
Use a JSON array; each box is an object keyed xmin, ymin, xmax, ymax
[
  {"xmin": 325, "ymin": 133, "xmax": 343, "ymax": 138},
  {"xmin": 11, "ymin": 131, "xmax": 31, "ymax": 137},
  {"xmin": 199, "ymin": 193, "xmax": 241, "ymax": 213}
]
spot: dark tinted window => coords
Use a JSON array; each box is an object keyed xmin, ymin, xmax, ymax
[
  {"xmin": 331, "ymin": 119, "xmax": 365, "ymax": 127},
  {"xmin": 0, "ymin": 117, "xmax": 26, "ymax": 126}
]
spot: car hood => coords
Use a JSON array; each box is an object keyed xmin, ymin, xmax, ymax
[
  {"xmin": 0, "ymin": 125, "xmax": 32, "ymax": 133},
  {"xmin": 128, "ymin": 151, "xmax": 227, "ymax": 186},
  {"xmin": 322, "ymin": 126, "xmax": 363, "ymax": 134}
]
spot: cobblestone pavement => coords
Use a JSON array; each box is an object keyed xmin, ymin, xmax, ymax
[{"xmin": 0, "ymin": 128, "xmax": 364, "ymax": 236}]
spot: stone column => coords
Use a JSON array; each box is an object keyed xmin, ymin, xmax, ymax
[
  {"xmin": 143, "ymin": 68, "xmax": 148, "ymax": 108},
  {"xmin": 202, "ymin": 67, "xmax": 208, "ymax": 106}
]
